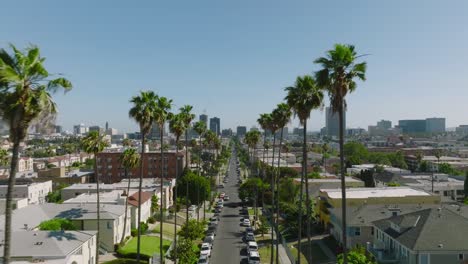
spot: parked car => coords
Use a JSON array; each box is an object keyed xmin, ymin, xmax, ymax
[
  {"xmin": 200, "ymin": 243, "xmax": 212, "ymax": 257},
  {"xmin": 210, "ymin": 216, "xmax": 219, "ymax": 222},
  {"xmin": 247, "ymin": 241, "xmax": 259, "ymax": 254},
  {"xmin": 248, "ymin": 251, "xmax": 260, "ymax": 264},
  {"xmin": 224, "ymin": 195, "xmax": 230, "ymax": 201},
  {"xmin": 243, "ymin": 218, "xmax": 251, "ymax": 227},
  {"xmin": 198, "ymin": 254, "xmax": 209, "ymax": 264},
  {"xmin": 204, "ymin": 235, "xmax": 214, "ymax": 246},
  {"xmin": 244, "ymin": 233, "xmax": 255, "ymax": 242},
  {"xmin": 244, "ymin": 227, "xmax": 253, "ymax": 234},
  {"xmin": 218, "ymin": 184, "xmax": 224, "ymax": 188}
]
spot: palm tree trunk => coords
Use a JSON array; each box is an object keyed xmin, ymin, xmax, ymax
[
  {"xmin": 262, "ymin": 133, "xmax": 266, "ymax": 209},
  {"xmin": 297, "ymin": 125, "xmax": 305, "ymax": 264},
  {"xmin": 185, "ymin": 130, "xmax": 189, "ymax": 169},
  {"xmin": 304, "ymin": 120, "xmax": 312, "ymax": 260},
  {"xmin": 197, "ymin": 136, "xmax": 201, "ymax": 222},
  {"xmin": 3, "ymin": 139, "xmax": 20, "ymax": 264},
  {"xmin": 276, "ymin": 128, "xmax": 284, "ymax": 264},
  {"xmin": 95, "ymin": 152, "xmax": 101, "ymax": 263},
  {"xmin": 174, "ymin": 141, "xmax": 179, "ymax": 264},
  {"xmin": 160, "ymin": 128, "xmax": 164, "ymax": 264},
  {"xmin": 270, "ymin": 133, "xmax": 276, "ymax": 264},
  {"xmin": 120, "ymin": 168, "xmax": 131, "ymax": 244},
  {"xmin": 137, "ymin": 136, "xmax": 146, "ymax": 263},
  {"xmin": 339, "ymin": 107, "xmax": 348, "ymax": 264}
]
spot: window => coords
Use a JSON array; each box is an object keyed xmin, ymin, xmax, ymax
[
  {"xmin": 107, "ymin": 221, "xmax": 112, "ymax": 229},
  {"xmin": 420, "ymin": 254, "xmax": 429, "ymax": 264},
  {"xmin": 459, "ymin": 254, "xmax": 464, "ymax": 260},
  {"xmin": 392, "ymin": 211, "xmax": 398, "ymax": 217},
  {"xmin": 371, "ymin": 227, "xmax": 374, "ymax": 235},
  {"xmin": 354, "ymin": 227, "xmax": 361, "ymax": 236}
]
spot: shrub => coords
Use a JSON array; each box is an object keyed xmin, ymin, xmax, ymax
[
  {"xmin": 147, "ymin": 216, "xmax": 155, "ymax": 224},
  {"xmin": 131, "ymin": 228, "xmax": 137, "ymax": 237},
  {"xmin": 38, "ymin": 218, "xmax": 76, "ymax": 231}
]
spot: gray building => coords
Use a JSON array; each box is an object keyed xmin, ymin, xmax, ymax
[
  {"xmin": 209, "ymin": 117, "xmax": 221, "ymax": 136},
  {"xmin": 398, "ymin": 120, "xmax": 427, "ymax": 134},
  {"xmin": 325, "ymin": 107, "xmax": 346, "ymax": 137},
  {"xmin": 199, "ymin": 114, "xmax": 208, "ymax": 124},
  {"xmin": 221, "ymin": 128, "xmax": 233, "ymax": 137},
  {"xmin": 456, "ymin": 125, "xmax": 468, "ymax": 135},
  {"xmin": 398, "ymin": 118, "xmax": 445, "ymax": 134},
  {"xmin": 55, "ymin": 125, "xmax": 63, "ymax": 134},
  {"xmin": 149, "ymin": 122, "xmax": 166, "ymax": 139},
  {"xmin": 73, "ymin": 124, "xmax": 88, "ymax": 135},
  {"xmin": 377, "ymin": 120, "xmax": 392, "ymax": 130},
  {"xmin": 88, "ymin": 126, "xmax": 104, "ymax": 134},
  {"xmin": 425, "ymin": 117, "xmax": 445, "ymax": 133},
  {"xmin": 236, "ymin": 126, "xmax": 247, "ymax": 137}
]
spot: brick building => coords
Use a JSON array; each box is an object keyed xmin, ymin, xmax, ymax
[{"xmin": 96, "ymin": 150, "xmax": 186, "ymax": 183}]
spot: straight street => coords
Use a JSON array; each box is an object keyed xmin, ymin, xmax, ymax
[{"xmin": 210, "ymin": 150, "xmax": 244, "ymax": 264}]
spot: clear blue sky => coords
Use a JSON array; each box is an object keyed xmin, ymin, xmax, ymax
[{"xmin": 2, "ymin": 0, "xmax": 468, "ymax": 133}]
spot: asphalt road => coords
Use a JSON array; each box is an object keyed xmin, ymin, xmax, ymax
[{"xmin": 210, "ymin": 150, "xmax": 246, "ymax": 264}]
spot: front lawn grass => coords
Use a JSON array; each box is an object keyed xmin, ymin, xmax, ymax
[{"xmin": 117, "ymin": 235, "xmax": 171, "ymax": 259}]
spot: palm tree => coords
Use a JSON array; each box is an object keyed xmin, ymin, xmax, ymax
[
  {"xmin": 193, "ymin": 120, "xmax": 207, "ymax": 221},
  {"xmin": 315, "ymin": 44, "xmax": 367, "ymax": 262},
  {"xmin": 119, "ymin": 148, "xmax": 140, "ymax": 244},
  {"xmin": 169, "ymin": 113, "xmax": 187, "ymax": 263},
  {"xmin": 82, "ymin": 131, "xmax": 109, "ymax": 262},
  {"xmin": 0, "ymin": 149, "xmax": 10, "ymax": 176},
  {"xmin": 322, "ymin": 142, "xmax": 329, "ymax": 170},
  {"xmin": 271, "ymin": 103, "xmax": 292, "ymax": 263},
  {"xmin": 129, "ymin": 90, "xmax": 158, "ymax": 263},
  {"xmin": 179, "ymin": 106, "xmax": 195, "ymax": 229},
  {"xmin": 257, "ymin": 113, "xmax": 271, "ymax": 209},
  {"xmin": 179, "ymin": 105, "xmax": 195, "ymax": 168},
  {"xmin": 266, "ymin": 112, "xmax": 279, "ymax": 264},
  {"xmin": 0, "ymin": 44, "xmax": 72, "ymax": 263},
  {"xmin": 154, "ymin": 96, "xmax": 173, "ymax": 263},
  {"xmin": 285, "ymin": 75, "xmax": 324, "ymax": 261}
]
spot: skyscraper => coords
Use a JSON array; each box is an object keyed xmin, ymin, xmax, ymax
[
  {"xmin": 199, "ymin": 114, "xmax": 208, "ymax": 124},
  {"xmin": 209, "ymin": 117, "xmax": 221, "ymax": 136},
  {"xmin": 425, "ymin": 118, "xmax": 445, "ymax": 133},
  {"xmin": 377, "ymin": 120, "xmax": 392, "ymax": 130},
  {"xmin": 398, "ymin": 120, "xmax": 426, "ymax": 134},
  {"xmin": 236, "ymin": 126, "xmax": 247, "ymax": 137},
  {"xmin": 325, "ymin": 107, "xmax": 346, "ymax": 137}
]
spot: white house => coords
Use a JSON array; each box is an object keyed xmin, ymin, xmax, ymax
[
  {"xmin": 0, "ymin": 180, "xmax": 52, "ymax": 205},
  {"xmin": 0, "ymin": 230, "xmax": 97, "ymax": 264},
  {"xmin": 17, "ymin": 157, "xmax": 33, "ymax": 172}
]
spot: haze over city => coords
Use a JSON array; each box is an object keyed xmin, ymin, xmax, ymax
[{"xmin": 2, "ymin": 0, "xmax": 468, "ymax": 132}]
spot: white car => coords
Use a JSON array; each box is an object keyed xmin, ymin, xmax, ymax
[
  {"xmin": 243, "ymin": 218, "xmax": 251, "ymax": 227},
  {"xmin": 248, "ymin": 251, "xmax": 260, "ymax": 264},
  {"xmin": 247, "ymin": 241, "xmax": 259, "ymax": 254},
  {"xmin": 198, "ymin": 254, "xmax": 209, "ymax": 264},
  {"xmin": 200, "ymin": 243, "xmax": 212, "ymax": 257},
  {"xmin": 224, "ymin": 195, "xmax": 230, "ymax": 201}
]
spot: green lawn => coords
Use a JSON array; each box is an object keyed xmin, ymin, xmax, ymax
[
  {"xmin": 102, "ymin": 259, "xmax": 148, "ymax": 264},
  {"xmin": 118, "ymin": 235, "xmax": 171, "ymax": 257},
  {"xmin": 258, "ymin": 243, "xmax": 276, "ymax": 264},
  {"xmin": 152, "ymin": 222, "xmax": 180, "ymax": 238},
  {"xmin": 289, "ymin": 244, "xmax": 309, "ymax": 264}
]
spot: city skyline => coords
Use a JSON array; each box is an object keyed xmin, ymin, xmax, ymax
[{"xmin": 2, "ymin": 1, "xmax": 468, "ymax": 132}]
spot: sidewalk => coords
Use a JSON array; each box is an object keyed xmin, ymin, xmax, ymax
[{"xmin": 278, "ymin": 242, "xmax": 292, "ymax": 264}]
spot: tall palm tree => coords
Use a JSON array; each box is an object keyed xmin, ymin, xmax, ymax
[
  {"xmin": 257, "ymin": 113, "xmax": 271, "ymax": 209},
  {"xmin": 193, "ymin": 120, "xmax": 207, "ymax": 221},
  {"xmin": 169, "ymin": 113, "xmax": 187, "ymax": 263},
  {"xmin": 180, "ymin": 105, "xmax": 195, "ymax": 168},
  {"xmin": 315, "ymin": 44, "xmax": 367, "ymax": 263},
  {"xmin": 119, "ymin": 148, "xmax": 140, "ymax": 244},
  {"xmin": 82, "ymin": 131, "xmax": 109, "ymax": 262},
  {"xmin": 0, "ymin": 44, "xmax": 72, "ymax": 263},
  {"xmin": 266, "ymin": 112, "xmax": 279, "ymax": 264},
  {"xmin": 179, "ymin": 105, "xmax": 195, "ymax": 227},
  {"xmin": 285, "ymin": 75, "xmax": 324, "ymax": 261},
  {"xmin": 272, "ymin": 103, "xmax": 292, "ymax": 263},
  {"xmin": 154, "ymin": 96, "xmax": 173, "ymax": 262},
  {"xmin": 129, "ymin": 90, "xmax": 158, "ymax": 263}
]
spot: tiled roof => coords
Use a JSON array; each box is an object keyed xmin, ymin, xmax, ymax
[{"xmin": 128, "ymin": 191, "xmax": 153, "ymax": 207}]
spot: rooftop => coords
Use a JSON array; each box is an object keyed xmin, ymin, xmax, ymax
[
  {"xmin": 0, "ymin": 203, "xmax": 126, "ymax": 232},
  {"xmin": 0, "ymin": 230, "xmax": 96, "ymax": 258},
  {"xmin": 63, "ymin": 190, "xmax": 135, "ymax": 204},
  {"xmin": 373, "ymin": 208, "xmax": 468, "ymax": 251},
  {"xmin": 321, "ymin": 187, "xmax": 432, "ymax": 199}
]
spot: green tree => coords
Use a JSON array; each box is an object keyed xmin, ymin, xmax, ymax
[
  {"xmin": 154, "ymin": 95, "xmax": 173, "ymax": 263},
  {"xmin": 119, "ymin": 148, "xmax": 140, "ymax": 244},
  {"xmin": 170, "ymin": 238, "xmax": 198, "ymax": 264},
  {"xmin": 38, "ymin": 218, "xmax": 76, "ymax": 231},
  {"xmin": 178, "ymin": 219, "xmax": 205, "ymax": 240},
  {"xmin": 129, "ymin": 90, "xmax": 158, "ymax": 263},
  {"xmin": 81, "ymin": 131, "xmax": 108, "ymax": 262},
  {"xmin": 193, "ymin": 120, "xmax": 207, "ymax": 222},
  {"xmin": 0, "ymin": 44, "xmax": 72, "ymax": 263},
  {"xmin": 257, "ymin": 215, "xmax": 270, "ymax": 237},
  {"xmin": 337, "ymin": 246, "xmax": 376, "ymax": 264},
  {"xmin": 315, "ymin": 44, "xmax": 367, "ymax": 263},
  {"xmin": 344, "ymin": 141, "xmax": 368, "ymax": 166},
  {"xmin": 177, "ymin": 170, "xmax": 211, "ymax": 207},
  {"xmin": 271, "ymin": 103, "xmax": 292, "ymax": 263},
  {"xmin": 169, "ymin": 112, "xmax": 187, "ymax": 263},
  {"xmin": 357, "ymin": 170, "xmax": 375, "ymax": 187},
  {"xmin": 278, "ymin": 178, "xmax": 299, "ymax": 204},
  {"xmin": 285, "ymin": 74, "xmax": 324, "ymax": 260}
]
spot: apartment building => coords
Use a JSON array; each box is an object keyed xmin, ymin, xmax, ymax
[
  {"xmin": 96, "ymin": 150, "xmax": 185, "ymax": 184},
  {"xmin": 0, "ymin": 180, "xmax": 52, "ymax": 204}
]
